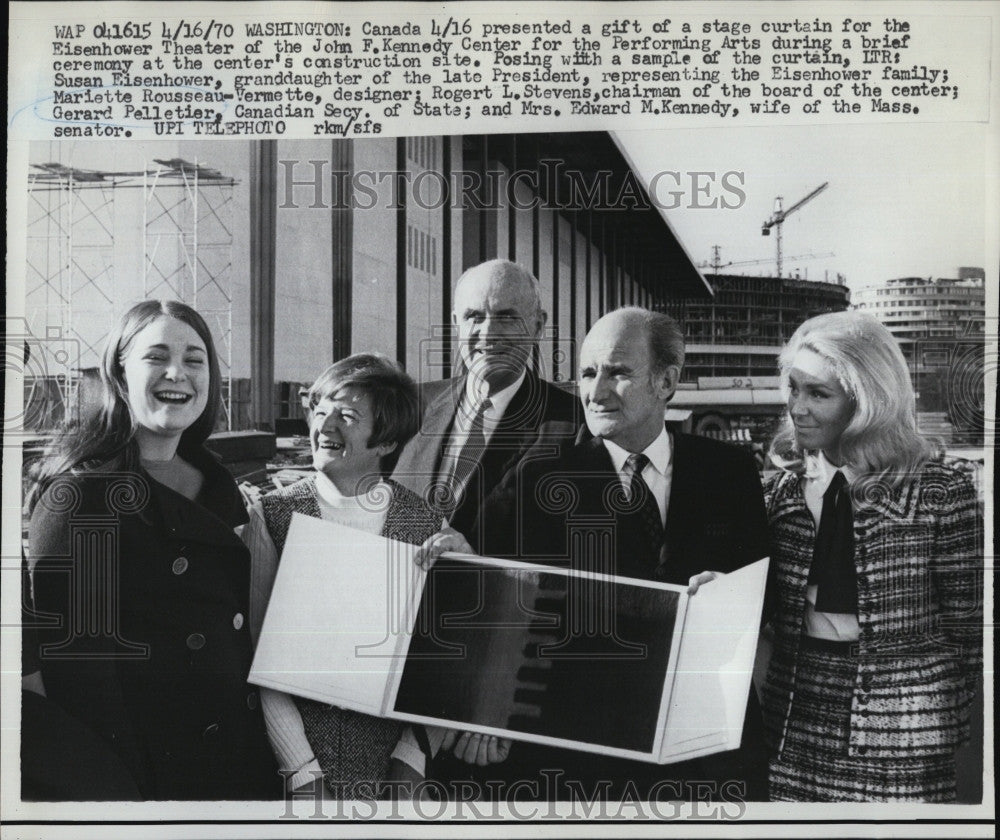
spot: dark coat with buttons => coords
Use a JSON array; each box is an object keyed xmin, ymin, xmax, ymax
[
  {"xmin": 27, "ymin": 449, "xmax": 279, "ymax": 800},
  {"xmin": 761, "ymin": 459, "xmax": 982, "ymax": 761}
]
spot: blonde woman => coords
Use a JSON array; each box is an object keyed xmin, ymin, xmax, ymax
[{"xmin": 762, "ymin": 311, "xmax": 982, "ymax": 801}]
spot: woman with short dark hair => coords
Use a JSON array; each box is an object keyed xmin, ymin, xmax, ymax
[
  {"xmin": 763, "ymin": 311, "xmax": 982, "ymax": 801},
  {"xmin": 245, "ymin": 353, "xmax": 441, "ymax": 797}
]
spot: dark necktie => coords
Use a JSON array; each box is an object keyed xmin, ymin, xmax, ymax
[
  {"xmin": 624, "ymin": 453, "xmax": 664, "ymax": 570},
  {"xmin": 441, "ymin": 398, "xmax": 492, "ymax": 511},
  {"xmin": 808, "ymin": 470, "xmax": 857, "ymax": 613}
]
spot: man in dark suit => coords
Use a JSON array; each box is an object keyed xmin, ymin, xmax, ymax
[
  {"xmin": 392, "ymin": 259, "xmax": 578, "ymax": 552},
  {"xmin": 420, "ymin": 306, "xmax": 770, "ymax": 802}
]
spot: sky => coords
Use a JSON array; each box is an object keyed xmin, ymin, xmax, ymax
[{"xmin": 618, "ymin": 121, "xmax": 992, "ymax": 291}]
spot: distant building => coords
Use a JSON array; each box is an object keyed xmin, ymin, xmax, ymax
[
  {"xmin": 660, "ymin": 273, "xmax": 850, "ymax": 441},
  {"xmin": 852, "ymin": 272, "xmax": 986, "ymax": 442},
  {"xmin": 851, "ymin": 273, "xmax": 986, "ymax": 351}
]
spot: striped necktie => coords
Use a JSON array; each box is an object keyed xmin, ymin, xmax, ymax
[
  {"xmin": 624, "ymin": 453, "xmax": 664, "ymax": 569},
  {"xmin": 440, "ymin": 397, "xmax": 492, "ymax": 510}
]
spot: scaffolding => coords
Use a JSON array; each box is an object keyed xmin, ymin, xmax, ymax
[
  {"xmin": 25, "ymin": 158, "xmax": 238, "ymax": 429},
  {"xmin": 143, "ymin": 159, "xmax": 238, "ymax": 428}
]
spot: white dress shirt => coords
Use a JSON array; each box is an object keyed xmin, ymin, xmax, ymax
[
  {"xmin": 451, "ymin": 368, "xmax": 527, "ymax": 447},
  {"xmin": 601, "ymin": 427, "xmax": 673, "ymax": 528},
  {"xmin": 802, "ymin": 451, "xmax": 861, "ymax": 641}
]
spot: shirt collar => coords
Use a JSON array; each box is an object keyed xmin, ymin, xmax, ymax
[
  {"xmin": 805, "ymin": 450, "xmax": 857, "ymax": 488},
  {"xmin": 602, "ymin": 426, "xmax": 672, "ymax": 477},
  {"xmin": 464, "ymin": 368, "xmax": 526, "ymax": 417}
]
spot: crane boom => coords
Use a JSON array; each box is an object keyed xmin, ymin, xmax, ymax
[
  {"xmin": 780, "ymin": 181, "xmax": 828, "ymax": 219},
  {"xmin": 698, "ymin": 245, "xmax": 836, "ymax": 271},
  {"xmin": 761, "ymin": 182, "xmax": 829, "ymax": 277}
]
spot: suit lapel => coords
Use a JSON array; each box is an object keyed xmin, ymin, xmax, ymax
[
  {"xmin": 140, "ymin": 472, "xmax": 245, "ymax": 549},
  {"xmin": 480, "ymin": 373, "xmax": 544, "ymax": 478},
  {"xmin": 768, "ymin": 471, "xmax": 808, "ymax": 524},
  {"xmin": 418, "ymin": 372, "xmax": 559, "ymax": 478},
  {"xmin": 576, "ymin": 435, "xmax": 614, "ymax": 472},
  {"xmin": 566, "ymin": 437, "xmax": 618, "ymax": 518},
  {"xmin": 421, "ymin": 377, "xmax": 464, "ymax": 477},
  {"xmin": 664, "ymin": 431, "xmax": 704, "ymax": 573}
]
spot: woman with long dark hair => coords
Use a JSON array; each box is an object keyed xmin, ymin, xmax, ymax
[
  {"xmin": 25, "ymin": 300, "xmax": 278, "ymax": 800},
  {"xmin": 762, "ymin": 311, "xmax": 982, "ymax": 801}
]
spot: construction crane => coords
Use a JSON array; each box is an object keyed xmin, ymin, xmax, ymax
[
  {"xmin": 761, "ymin": 182, "xmax": 829, "ymax": 278},
  {"xmin": 699, "ymin": 245, "xmax": 835, "ymax": 273}
]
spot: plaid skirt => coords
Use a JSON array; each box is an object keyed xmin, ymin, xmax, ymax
[{"xmin": 769, "ymin": 638, "xmax": 957, "ymax": 802}]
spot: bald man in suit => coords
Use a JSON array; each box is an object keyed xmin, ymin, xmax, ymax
[{"xmin": 392, "ymin": 259, "xmax": 578, "ymax": 552}]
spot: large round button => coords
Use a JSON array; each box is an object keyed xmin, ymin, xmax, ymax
[
  {"xmin": 247, "ymin": 692, "xmax": 259, "ymax": 711},
  {"xmin": 186, "ymin": 633, "xmax": 206, "ymax": 651},
  {"xmin": 172, "ymin": 557, "xmax": 189, "ymax": 575},
  {"xmin": 232, "ymin": 613, "xmax": 244, "ymax": 631}
]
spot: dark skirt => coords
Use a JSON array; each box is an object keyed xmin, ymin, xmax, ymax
[{"xmin": 770, "ymin": 638, "xmax": 957, "ymax": 802}]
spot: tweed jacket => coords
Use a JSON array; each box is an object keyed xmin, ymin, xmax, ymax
[
  {"xmin": 391, "ymin": 370, "xmax": 579, "ymax": 553},
  {"xmin": 259, "ymin": 476, "xmax": 442, "ymax": 554},
  {"xmin": 249, "ymin": 476, "xmax": 441, "ymax": 787},
  {"xmin": 762, "ymin": 458, "xmax": 982, "ymax": 759}
]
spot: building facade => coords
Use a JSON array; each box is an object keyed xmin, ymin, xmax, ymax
[
  {"xmin": 851, "ymin": 270, "xmax": 986, "ymax": 442},
  {"xmin": 851, "ymin": 271, "xmax": 986, "ymax": 350},
  {"xmin": 23, "ymin": 133, "xmax": 710, "ymax": 434},
  {"xmin": 660, "ymin": 272, "xmax": 850, "ymax": 441}
]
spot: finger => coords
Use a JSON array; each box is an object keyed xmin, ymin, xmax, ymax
[
  {"xmin": 496, "ymin": 738, "xmax": 512, "ymax": 761},
  {"xmin": 687, "ymin": 571, "xmax": 717, "ymax": 595},
  {"xmin": 452, "ymin": 731, "xmax": 471, "ymax": 759},
  {"xmin": 476, "ymin": 735, "xmax": 492, "ymax": 766},
  {"xmin": 460, "ymin": 733, "xmax": 483, "ymax": 764},
  {"xmin": 440, "ymin": 729, "xmax": 457, "ymax": 751},
  {"xmin": 416, "ymin": 535, "xmax": 452, "ymax": 569},
  {"xmin": 415, "ymin": 536, "xmax": 436, "ymax": 569},
  {"xmin": 486, "ymin": 736, "xmax": 500, "ymax": 764},
  {"xmin": 438, "ymin": 527, "xmax": 473, "ymax": 554}
]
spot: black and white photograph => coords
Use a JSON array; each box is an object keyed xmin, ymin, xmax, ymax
[{"xmin": 3, "ymin": 1, "xmax": 996, "ymax": 837}]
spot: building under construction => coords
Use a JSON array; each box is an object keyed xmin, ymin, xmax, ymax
[{"xmin": 660, "ymin": 271, "xmax": 850, "ymax": 443}]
